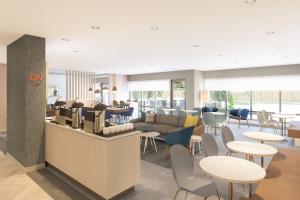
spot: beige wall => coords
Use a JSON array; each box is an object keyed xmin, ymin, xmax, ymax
[
  {"xmin": 0, "ymin": 63, "xmax": 6, "ymax": 132},
  {"xmin": 203, "ymin": 64, "xmax": 300, "ymax": 79}
]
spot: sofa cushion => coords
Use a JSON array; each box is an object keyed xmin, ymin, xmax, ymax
[
  {"xmin": 145, "ymin": 112, "xmax": 155, "ymax": 123},
  {"xmin": 156, "ymin": 114, "xmax": 179, "ymax": 126},
  {"xmin": 149, "ymin": 124, "xmax": 179, "ymax": 134},
  {"xmin": 184, "ymin": 115, "xmax": 199, "ymax": 128},
  {"xmin": 133, "ymin": 122, "xmax": 155, "ymax": 132},
  {"xmin": 178, "ymin": 116, "xmax": 187, "ymax": 127}
]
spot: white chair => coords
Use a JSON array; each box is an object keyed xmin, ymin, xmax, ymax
[
  {"xmin": 261, "ymin": 110, "xmax": 280, "ymax": 126},
  {"xmin": 257, "ymin": 111, "xmax": 278, "ymax": 134},
  {"xmin": 170, "ymin": 145, "xmax": 220, "ymax": 200}
]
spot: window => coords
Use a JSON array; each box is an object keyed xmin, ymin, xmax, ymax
[
  {"xmin": 171, "ymin": 80, "xmax": 186, "ymax": 109},
  {"xmin": 209, "ymin": 91, "xmax": 227, "ymax": 109},
  {"xmin": 252, "ymin": 91, "xmax": 279, "ymax": 113},
  {"xmin": 281, "ymin": 91, "xmax": 300, "ymax": 114},
  {"xmin": 129, "ymin": 80, "xmax": 171, "ymax": 113},
  {"xmin": 230, "ymin": 91, "xmax": 251, "ymax": 110}
]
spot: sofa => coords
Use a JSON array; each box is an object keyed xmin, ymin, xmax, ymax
[
  {"xmin": 229, "ymin": 108, "xmax": 250, "ymax": 127},
  {"xmin": 130, "ymin": 113, "xmax": 205, "ymax": 137}
]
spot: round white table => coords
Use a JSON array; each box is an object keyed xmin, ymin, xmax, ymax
[
  {"xmin": 140, "ymin": 132, "xmax": 160, "ymax": 154},
  {"xmin": 243, "ymin": 131, "xmax": 284, "ymax": 144},
  {"xmin": 199, "ymin": 156, "xmax": 266, "ymax": 200},
  {"xmin": 208, "ymin": 112, "xmax": 225, "ymax": 135},
  {"xmin": 271, "ymin": 113, "xmax": 295, "ymax": 137},
  {"xmin": 227, "ymin": 141, "xmax": 277, "ymax": 167}
]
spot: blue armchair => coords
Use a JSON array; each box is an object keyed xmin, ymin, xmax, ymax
[
  {"xmin": 229, "ymin": 108, "xmax": 249, "ymax": 128},
  {"xmin": 163, "ymin": 126, "xmax": 194, "ymax": 160}
]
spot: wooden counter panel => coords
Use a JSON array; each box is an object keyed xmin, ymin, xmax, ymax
[
  {"xmin": 107, "ymin": 136, "xmax": 140, "ymax": 196},
  {"xmin": 45, "ymin": 122, "xmax": 140, "ymax": 199},
  {"xmin": 288, "ymin": 127, "xmax": 300, "ymax": 139}
]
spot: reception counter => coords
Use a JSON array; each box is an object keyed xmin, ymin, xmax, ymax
[{"xmin": 45, "ymin": 121, "xmax": 140, "ymax": 199}]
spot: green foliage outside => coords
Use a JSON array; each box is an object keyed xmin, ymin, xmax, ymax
[{"xmin": 210, "ymin": 91, "xmax": 235, "ymax": 109}]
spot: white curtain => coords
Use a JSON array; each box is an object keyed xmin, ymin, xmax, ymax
[
  {"xmin": 66, "ymin": 70, "xmax": 96, "ymax": 100},
  {"xmin": 204, "ymin": 75, "xmax": 300, "ymax": 91},
  {"xmin": 128, "ymin": 80, "xmax": 170, "ymax": 91}
]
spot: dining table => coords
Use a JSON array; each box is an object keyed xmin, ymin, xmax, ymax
[
  {"xmin": 199, "ymin": 156, "xmax": 266, "ymax": 200},
  {"xmin": 271, "ymin": 113, "xmax": 295, "ymax": 137},
  {"xmin": 106, "ymin": 107, "xmax": 128, "ymax": 123},
  {"xmin": 227, "ymin": 141, "xmax": 277, "ymax": 167},
  {"xmin": 243, "ymin": 131, "xmax": 284, "ymax": 144},
  {"xmin": 182, "ymin": 109, "xmax": 199, "ymax": 115}
]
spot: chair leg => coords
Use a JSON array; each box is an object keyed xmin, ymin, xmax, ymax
[
  {"xmin": 163, "ymin": 145, "xmax": 169, "ymax": 160},
  {"xmin": 184, "ymin": 191, "xmax": 188, "ymax": 200},
  {"xmin": 238, "ymin": 118, "xmax": 241, "ymax": 128},
  {"xmin": 173, "ymin": 189, "xmax": 180, "ymax": 200},
  {"xmin": 216, "ymin": 189, "xmax": 220, "ymax": 200},
  {"xmin": 247, "ymin": 119, "xmax": 249, "ymax": 128}
]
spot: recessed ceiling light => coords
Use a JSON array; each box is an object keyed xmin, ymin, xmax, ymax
[
  {"xmin": 217, "ymin": 54, "xmax": 223, "ymax": 57},
  {"xmin": 283, "ymin": 56, "xmax": 289, "ymax": 58},
  {"xmin": 193, "ymin": 44, "xmax": 200, "ymax": 48},
  {"xmin": 276, "ymin": 47, "xmax": 284, "ymax": 50},
  {"xmin": 244, "ymin": 0, "xmax": 256, "ymax": 4},
  {"xmin": 73, "ymin": 50, "xmax": 80, "ymax": 53},
  {"xmin": 91, "ymin": 26, "xmax": 100, "ymax": 30},
  {"xmin": 62, "ymin": 38, "xmax": 70, "ymax": 42},
  {"xmin": 234, "ymin": 60, "xmax": 238, "ymax": 63},
  {"xmin": 150, "ymin": 26, "xmax": 159, "ymax": 31},
  {"xmin": 267, "ymin": 31, "xmax": 276, "ymax": 35},
  {"xmin": 149, "ymin": 64, "xmax": 154, "ymax": 66}
]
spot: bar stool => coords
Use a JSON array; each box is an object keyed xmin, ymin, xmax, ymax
[{"xmin": 189, "ymin": 135, "xmax": 202, "ymax": 156}]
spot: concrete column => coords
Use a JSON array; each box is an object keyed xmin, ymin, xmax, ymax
[{"xmin": 7, "ymin": 35, "xmax": 46, "ymax": 167}]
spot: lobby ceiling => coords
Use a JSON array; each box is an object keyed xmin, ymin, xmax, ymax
[{"xmin": 0, "ymin": 0, "xmax": 300, "ymax": 74}]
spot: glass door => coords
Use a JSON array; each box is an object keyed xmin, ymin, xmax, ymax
[{"xmin": 171, "ymin": 79, "xmax": 186, "ymax": 109}]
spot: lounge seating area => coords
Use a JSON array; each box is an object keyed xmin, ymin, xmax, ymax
[{"xmin": 1, "ymin": 1, "xmax": 300, "ymax": 200}]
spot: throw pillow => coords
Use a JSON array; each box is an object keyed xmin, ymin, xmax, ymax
[
  {"xmin": 184, "ymin": 115, "xmax": 198, "ymax": 128},
  {"xmin": 145, "ymin": 112, "xmax": 155, "ymax": 123}
]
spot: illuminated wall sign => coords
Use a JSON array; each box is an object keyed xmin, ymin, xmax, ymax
[
  {"xmin": 28, "ymin": 72, "xmax": 43, "ymax": 86},
  {"xmin": 28, "ymin": 73, "xmax": 43, "ymax": 81}
]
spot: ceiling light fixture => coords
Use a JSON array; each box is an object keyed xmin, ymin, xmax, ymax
[
  {"xmin": 94, "ymin": 89, "xmax": 101, "ymax": 94},
  {"xmin": 267, "ymin": 31, "xmax": 276, "ymax": 35},
  {"xmin": 244, "ymin": 0, "xmax": 256, "ymax": 4},
  {"xmin": 73, "ymin": 50, "xmax": 80, "ymax": 53},
  {"xmin": 276, "ymin": 47, "xmax": 284, "ymax": 50},
  {"xmin": 193, "ymin": 44, "xmax": 200, "ymax": 48},
  {"xmin": 150, "ymin": 26, "xmax": 159, "ymax": 31},
  {"xmin": 217, "ymin": 54, "xmax": 223, "ymax": 57},
  {"xmin": 283, "ymin": 56, "xmax": 289, "ymax": 58},
  {"xmin": 62, "ymin": 38, "xmax": 70, "ymax": 42},
  {"xmin": 91, "ymin": 26, "xmax": 100, "ymax": 30}
]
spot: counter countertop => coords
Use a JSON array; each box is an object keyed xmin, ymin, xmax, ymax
[{"xmin": 45, "ymin": 120, "xmax": 139, "ymax": 141}]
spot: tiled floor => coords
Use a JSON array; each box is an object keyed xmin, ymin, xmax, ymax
[{"xmin": 0, "ymin": 124, "xmax": 299, "ymax": 200}]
